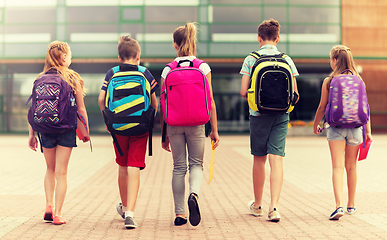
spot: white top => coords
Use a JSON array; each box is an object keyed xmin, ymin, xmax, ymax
[{"xmin": 161, "ymin": 56, "xmax": 211, "ymax": 79}]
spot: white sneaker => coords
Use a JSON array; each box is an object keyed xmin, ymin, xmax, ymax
[
  {"xmin": 266, "ymin": 208, "xmax": 281, "ymax": 222},
  {"xmin": 116, "ymin": 202, "xmax": 125, "ymax": 219},
  {"xmin": 247, "ymin": 200, "xmax": 263, "ymax": 217}
]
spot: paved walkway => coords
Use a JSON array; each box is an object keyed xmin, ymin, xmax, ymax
[{"xmin": 1, "ymin": 134, "xmax": 387, "ymax": 239}]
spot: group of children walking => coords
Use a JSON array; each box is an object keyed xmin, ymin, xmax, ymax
[{"xmin": 27, "ymin": 18, "xmax": 372, "ymax": 229}]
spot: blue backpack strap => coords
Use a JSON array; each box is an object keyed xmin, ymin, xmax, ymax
[
  {"xmin": 112, "ymin": 66, "xmax": 120, "ymax": 74},
  {"xmin": 137, "ymin": 65, "xmax": 146, "ymax": 73}
]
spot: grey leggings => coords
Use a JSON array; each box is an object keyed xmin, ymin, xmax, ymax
[{"xmin": 168, "ymin": 125, "xmax": 205, "ymax": 214}]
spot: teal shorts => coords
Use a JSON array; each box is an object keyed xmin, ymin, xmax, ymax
[{"xmin": 249, "ymin": 114, "xmax": 289, "ymax": 157}]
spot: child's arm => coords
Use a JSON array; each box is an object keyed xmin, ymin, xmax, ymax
[
  {"xmin": 159, "ymin": 77, "xmax": 171, "ymax": 152},
  {"xmin": 313, "ymin": 78, "xmax": 329, "ymax": 134},
  {"xmin": 28, "ymin": 124, "xmax": 38, "ymax": 151},
  {"xmin": 293, "ymin": 76, "xmax": 300, "ymax": 104},
  {"xmin": 75, "ymin": 81, "xmax": 89, "ymax": 131},
  {"xmin": 206, "ymin": 72, "xmax": 220, "ymax": 149},
  {"xmin": 98, "ymin": 89, "xmax": 106, "ymax": 112},
  {"xmin": 240, "ymin": 75, "xmax": 250, "ymax": 100},
  {"xmin": 150, "ymin": 92, "xmax": 157, "ymax": 115}
]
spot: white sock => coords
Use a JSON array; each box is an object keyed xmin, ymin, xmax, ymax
[
  {"xmin": 125, "ymin": 211, "xmax": 134, "ymax": 218},
  {"xmin": 122, "ymin": 206, "xmax": 127, "ymax": 213}
]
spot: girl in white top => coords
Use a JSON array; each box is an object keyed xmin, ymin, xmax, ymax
[{"xmin": 160, "ymin": 22, "xmax": 220, "ymax": 227}]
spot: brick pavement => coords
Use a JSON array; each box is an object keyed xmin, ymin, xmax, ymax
[{"xmin": 1, "ymin": 134, "xmax": 387, "ymax": 239}]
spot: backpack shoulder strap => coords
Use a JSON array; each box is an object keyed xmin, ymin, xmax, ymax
[
  {"xmin": 112, "ymin": 66, "xmax": 120, "ymax": 74},
  {"xmin": 249, "ymin": 51, "xmax": 261, "ymax": 59},
  {"xmin": 137, "ymin": 65, "xmax": 146, "ymax": 74},
  {"xmin": 166, "ymin": 61, "xmax": 178, "ymax": 70},
  {"xmin": 192, "ymin": 58, "xmax": 205, "ymax": 68}
]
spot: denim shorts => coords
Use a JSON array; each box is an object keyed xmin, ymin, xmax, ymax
[
  {"xmin": 327, "ymin": 127, "xmax": 362, "ymax": 146},
  {"xmin": 39, "ymin": 128, "xmax": 77, "ymax": 148}
]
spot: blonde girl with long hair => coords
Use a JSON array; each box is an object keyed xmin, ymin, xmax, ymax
[
  {"xmin": 160, "ymin": 22, "xmax": 220, "ymax": 226},
  {"xmin": 28, "ymin": 41, "xmax": 89, "ymax": 225},
  {"xmin": 313, "ymin": 45, "xmax": 372, "ymax": 220}
]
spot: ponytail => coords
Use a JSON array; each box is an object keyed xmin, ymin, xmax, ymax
[
  {"xmin": 173, "ymin": 22, "xmax": 197, "ymax": 57},
  {"xmin": 327, "ymin": 45, "xmax": 358, "ymax": 90}
]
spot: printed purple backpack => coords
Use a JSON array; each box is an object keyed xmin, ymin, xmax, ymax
[
  {"xmin": 325, "ymin": 69, "xmax": 370, "ymax": 142},
  {"xmin": 27, "ymin": 72, "xmax": 77, "ymax": 134}
]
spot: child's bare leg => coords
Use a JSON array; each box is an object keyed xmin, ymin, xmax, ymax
[
  {"xmin": 268, "ymin": 154, "xmax": 283, "ymax": 210},
  {"xmin": 329, "ymin": 140, "xmax": 346, "ymax": 208},
  {"xmin": 127, "ymin": 167, "xmax": 140, "ymax": 212},
  {"xmin": 253, "ymin": 155, "xmax": 267, "ymax": 207},
  {"xmin": 43, "ymin": 148, "xmax": 56, "ymax": 208},
  {"xmin": 345, "ymin": 144, "xmax": 359, "ymax": 208},
  {"xmin": 53, "ymin": 146, "xmax": 72, "ymax": 216},
  {"xmin": 118, "ymin": 166, "xmax": 128, "ymax": 207}
]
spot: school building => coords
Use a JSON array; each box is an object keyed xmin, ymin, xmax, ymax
[{"xmin": 0, "ymin": 0, "xmax": 385, "ymax": 133}]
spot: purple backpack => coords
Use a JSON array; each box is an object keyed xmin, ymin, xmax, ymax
[
  {"xmin": 325, "ymin": 70, "xmax": 369, "ymax": 129},
  {"xmin": 27, "ymin": 72, "xmax": 77, "ymax": 134}
]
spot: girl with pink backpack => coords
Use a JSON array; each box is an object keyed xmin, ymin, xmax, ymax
[
  {"xmin": 160, "ymin": 22, "xmax": 220, "ymax": 227},
  {"xmin": 313, "ymin": 45, "xmax": 372, "ymax": 220}
]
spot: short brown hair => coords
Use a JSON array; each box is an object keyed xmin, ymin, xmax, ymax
[
  {"xmin": 257, "ymin": 19, "xmax": 280, "ymax": 41},
  {"xmin": 118, "ymin": 35, "xmax": 140, "ymax": 61}
]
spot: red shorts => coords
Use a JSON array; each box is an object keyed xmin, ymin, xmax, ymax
[{"xmin": 113, "ymin": 133, "xmax": 148, "ymax": 169}]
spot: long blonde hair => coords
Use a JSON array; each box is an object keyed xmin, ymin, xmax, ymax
[
  {"xmin": 173, "ymin": 22, "xmax": 197, "ymax": 57},
  {"xmin": 39, "ymin": 41, "xmax": 86, "ymax": 95},
  {"xmin": 327, "ymin": 45, "xmax": 359, "ymax": 90}
]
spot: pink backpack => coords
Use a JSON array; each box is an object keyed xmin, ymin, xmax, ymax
[{"xmin": 161, "ymin": 58, "xmax": 211, "ymax": 126}]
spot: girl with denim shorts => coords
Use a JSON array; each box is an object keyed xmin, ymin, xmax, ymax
[
  {"xmin": 28, "ymin": 41, "xmax": 89, "ymax": 225},
  {"xmin": 313, "ymin": 45, "xmax": 372, "ymax": 220},
  {"xmin": 160, "ymin": 22, "xmax": 220, "ymax": 227}
]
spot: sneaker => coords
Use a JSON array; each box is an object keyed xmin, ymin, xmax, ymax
[
  {"xmin": 43, "ymin": 205, "xmax": 53, "ymax": 222},
  {"xmin": 116, "ymin": 202, "xmax": 125, "ymax": 219},
  {"xmin": 266, "ymin": 208, "xmax": 281, "ymax": 222},
  {"xmin": 346, "ymin": 207, "xmax": 357, "ymax": 215},
  {"xmin": 247, "ymin": 200, "xmax": 263, "ymax": 216},
  {"xmin": 53, "ymin": 216, "xmax": 66, "ymax": 225},
  {"xmin": 188, "ymin": 193, "xmax": 201, "ymax": 226},
  {"xmin": 329, "ymin": 207, "xmax": 344, "ymax": 220},
  {"xmin": 125, "ymin": 216, "xmax": 137, "ymax": 229}
]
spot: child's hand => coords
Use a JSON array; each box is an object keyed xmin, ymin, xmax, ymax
[
  {"xmin": 366, "ymin": 132, "xmax": 373, "ymax": 141},
  {"xmin": 314, "ymin": 125, "xmax": 322, "ymax": 135},
  {"xmin": 28, "ymin": 135, "xmax": 38, "ymax": 151},
  {"xmin": 82, "ymin": 136, "xmax": 90, "ymax": 142},
  {"xmin": 210, "ymin": 131, "xmax": 220, "ymax": 149},
  {"xmin": 162, "ymin": 136, "xmax": 171, "ymax": 152}
]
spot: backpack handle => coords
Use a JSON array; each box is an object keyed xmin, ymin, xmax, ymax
[
  {"xmin": 341, "ymin": 69, "xmax": 353, "ymax": 75},
  {"xmin": 177, "ymin": 59, "xmax": 194, "ymax": 67}
]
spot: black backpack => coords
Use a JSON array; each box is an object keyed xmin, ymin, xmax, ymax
[{"xmin": 247, "ymin": 51, "xmax": 296, "ymax": 114}]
